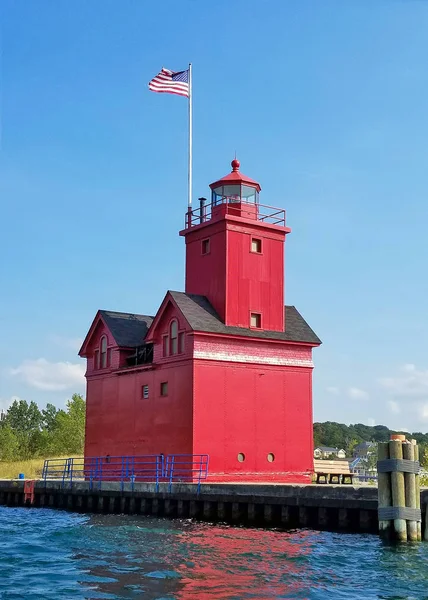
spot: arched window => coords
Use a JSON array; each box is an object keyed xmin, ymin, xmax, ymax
[
  {"xmin": 170, "ymin": 320, "xmax": 178, "ymax": 355},
  {"xmin": 100, "ymin": 336, "xmax": 107, "ymax": 368}
]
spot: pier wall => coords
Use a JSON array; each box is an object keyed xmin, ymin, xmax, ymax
[{"xmin": 0, "ymin": 480, "xmax": 390, "ymax": 533}]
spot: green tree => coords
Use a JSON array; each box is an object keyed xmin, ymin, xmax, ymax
[
  {"xmin": 5, "ymin": 400, "xmax": 42, "ymax": 459},
  {"xmin": 51, "ymin": 394, "xmax": 86, "ymax": 455},
  {"xmin": 42, "ymin": 403, "xmax": 59, "ymax": 432},
  {"xmin": 0, "ymin": 424, "xmax": 20, "ymax": 460}
]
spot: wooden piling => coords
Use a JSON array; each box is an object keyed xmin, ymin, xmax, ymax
[
  {"xmin": 377, "ymin": 442, "xmax": 392, "ymax": 539},
  {"xmin": 425, "ymin": 503, "xmax": 428, "ymax": 542},
  {"xmin": 389, "ymin": 439, "xmax": 407, "ymax": 542},
  {"xmin": 413, "ymin": 442, "xmax": 422, "ymax": 542},
  {"xmin": 402, "ymin": 442, "xmax": 417, "ymax": 542}
]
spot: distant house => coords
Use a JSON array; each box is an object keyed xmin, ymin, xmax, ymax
[
  {"xmin": 314, "ymin": 446, "xmax": 346, "ymax": 459},
  {"xmin": 353, "ymin": 441, "xmax": 376, "ymax": 458}
]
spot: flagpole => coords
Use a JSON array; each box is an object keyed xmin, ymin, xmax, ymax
[{"xmin": 188, "ymin": 63, "xmax": 192, "ymax": 208}]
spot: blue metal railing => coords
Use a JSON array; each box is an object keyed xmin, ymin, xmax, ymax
[
  {"xmin": 42, "ymin": 454, "xmax": 209, "ymax": 493},
  {"xmin": 165, "ymin": 454, "xmax": 209, "ymax": 493}
]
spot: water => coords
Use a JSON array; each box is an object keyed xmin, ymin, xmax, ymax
[{"xmin": 0, "ymin": 507, "xmax": 427, "ymax": 599}]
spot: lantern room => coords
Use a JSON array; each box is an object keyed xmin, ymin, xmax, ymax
[
  {"xmin": 208, "ymin": 158, "xmax": 261, "ymax": 221},
  {"xmin": 210, "ymin": 158, "xmax": 261, "ymax": 204}
]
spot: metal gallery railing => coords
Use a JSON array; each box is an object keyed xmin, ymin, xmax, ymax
[{"xmin": 42, "ymin": 454, "xmax": 209, "ymax": 493}]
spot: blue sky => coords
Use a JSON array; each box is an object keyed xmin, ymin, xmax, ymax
[{"xmin": 1, "ymin": 0, "xmax": 428, "ymax": 431}]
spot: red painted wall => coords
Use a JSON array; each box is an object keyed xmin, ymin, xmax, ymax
[
  {"xmin": 182, "ymin": 214, "xmax": 287, "ymax": 331},
  {"xmin": 225, "ymin": 224, "xmax": 285, "ymax": 331},
  {"xmin": 192, "ymin": 336, "xmax": 314, "ymax": 483},
  {"xmin": 183, "ymin": 220, "xmax": 227, "ymax": 321},
  {"xmin": 85, "ymin": 362, "xmax": 194, "ymax": 458}
]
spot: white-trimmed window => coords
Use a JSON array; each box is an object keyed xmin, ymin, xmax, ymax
[
  {"xmin": 100, "ymin": 336, "xmax": 108, "ymax": 368},
  {"xmin": 170, "ymin": 319, "xmax": 178, "ymax": 355},
  {"xmin": 163, "ymin": 335, "xmax": 169, "ymax": 357},
  {"xmin": 251, "ymin": 237, "xmax": 262, "ymax": 253},
  {"xmin": 142, "ymin": 385, "xmax": 149, "ymax": 399},
  {"xmin": 179, "ymin": 332, "xmax": 185, "ymax": 354}
]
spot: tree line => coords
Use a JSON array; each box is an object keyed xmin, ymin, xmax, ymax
[
  {"xmin": 314, "ymin": 420, "xmax": 428, "ymax": 459},
  {"xmin": 0, "ymin": 394, "xmax": 85, "ymax": 461}
]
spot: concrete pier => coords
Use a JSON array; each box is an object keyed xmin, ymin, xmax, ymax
[{"xmin": 0, "ymin": 479, "xmax": 391, "ymax": 533}]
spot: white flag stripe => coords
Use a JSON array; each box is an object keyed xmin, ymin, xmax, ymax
[{"xmin": 150, "ymin": 78, "xmax": 188, "ymax": 89}]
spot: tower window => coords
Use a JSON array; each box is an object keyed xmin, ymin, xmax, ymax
[
  {"xmin": 160, "ymin": 382, "xmax": 168, "ymax": 397},
  {"xmin": 100, "ymin": 336, "xmax": 107, "ymax": 368},
  {"xmin": 201, "ymin": 238, "xmax": 210, "ymax": 255},
  {"xmin": 170, "ymin": 320, "xmax": 178, "ymax": 355},
  {"xmin": 94, "ymin": 350, "xmax": 99, "ymax": 370},
  {"xmin": 250, "ymin": 313, "xmax": 262, "ymax": 329},
  {"xmin": 142, "ymin": 385, "xmax": 149, "ymax": 399},
  {"xmin": 251, "ymin": 238, "xmax": 262, "ymax": 253}
]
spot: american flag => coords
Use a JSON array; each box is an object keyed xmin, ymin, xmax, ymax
[{"xmin": 148, "ymin": 68, "xmax": 189, "ymax": 98}]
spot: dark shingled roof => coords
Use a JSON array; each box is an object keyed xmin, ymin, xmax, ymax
[
  {"xmin": 100, "ymin": 310, "xmax": 154, "ymax": 348},
  {"xmin": 99, "ymin": 293, "xmax": 321, "ymax": 348},
  {"xmin": 169, "ymin": 291, "xmax": 321, "ymax": 344}
]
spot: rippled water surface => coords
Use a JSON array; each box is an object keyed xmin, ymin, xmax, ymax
[{"xmin": 1, "ymin": 507, "xmax": 428, "ymax": 599}]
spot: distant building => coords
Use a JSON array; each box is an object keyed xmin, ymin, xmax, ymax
[
  {"xmin": 0, "ymin": 410, "xmax": 5, "ymax": 422},
  {"xmin": 353, "ymin": 441, "xmax": 376, "ymax": 458},
  {"xmin": 314, "ymin": 446, "xmax": 346, "ymax": 459}
]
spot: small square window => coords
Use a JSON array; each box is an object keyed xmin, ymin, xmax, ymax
[
  {"xmin": 142, "ymin": 385, "xmax": 149, "ymax": 399},
  {"xmin": 250, "ymin": 312, "xmax": 262, "ymax": 328},
  {"xmin": 160, "ymin": 382, "xmax": 168, "ymax": 397},
  {"xmin": 201, "ymin": 238, "xmax": 210, "ymax": 255},
  {"xmin": 251, "ymin": 238, "xmax": 262, "ymax": 253}
]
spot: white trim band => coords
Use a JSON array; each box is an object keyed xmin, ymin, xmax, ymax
[{"xmin": 194, "ymin": 350, "xmax": 313, "ymax": 367}]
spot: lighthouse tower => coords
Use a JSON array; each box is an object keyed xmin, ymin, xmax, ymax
[
  {"xmin": 181, "ymin": 158, "xmax": 289, "ymax": 331},
  {"xmin": 80, "ymin": 159, "xmax": 321, "ymax": 483}
]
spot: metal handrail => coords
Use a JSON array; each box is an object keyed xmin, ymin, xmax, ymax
[
  {"xmin": 42, "ymin": 454, "xmax": 209, "ymax": 492},
  {"xmin": 185, "ymin": 199, "xmax": 286, "ymax": 228}
]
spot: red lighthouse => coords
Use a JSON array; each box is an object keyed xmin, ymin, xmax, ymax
[{"xmin": 79, "ymin": 160, "xmax": 321, "ymax": 482}]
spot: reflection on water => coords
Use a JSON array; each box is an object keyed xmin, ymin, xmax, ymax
[{"xmin": 0, "ymin": 507, "xmax": 428, "ymax": 599}]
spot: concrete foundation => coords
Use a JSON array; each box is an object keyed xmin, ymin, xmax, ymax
[{"xmin": 0, "ymin": 479, "xmax": 388, "ymax": 533}]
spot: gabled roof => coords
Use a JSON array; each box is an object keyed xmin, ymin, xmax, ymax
[
  {"xmin": 79, "ymin": 310, "xmax": 154, "ymax": 356},
  {"xmin": 169, "ymin": 291, "xmax": 321, "ymax": 344},
  {"xmin": 81, "ymin": 292, "xmax": 321, "ymax": 357},
  {"xmin": 99, "ymin": 310, "xmax": 154, "ymax": 347}
]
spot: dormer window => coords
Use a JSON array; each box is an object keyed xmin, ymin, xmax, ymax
[
  {"xmin": 100, "ymin": 336, "xmax": 107, "ymax": 368},
  {"xmin": 170, "ymin": 319, "xmax": 178, "ymax": 355},
  {"xmin": 162, "ymin": 320, "xmax": 185, "ymax": 358}
]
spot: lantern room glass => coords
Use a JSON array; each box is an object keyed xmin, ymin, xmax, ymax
[{"xmin": 212, "ymin": 184, "xmax": 259, "ymax": 206}]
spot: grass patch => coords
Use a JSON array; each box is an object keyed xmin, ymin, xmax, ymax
[{"xmin": 0, "ymin": 457, "xmax": 69, "ymax": 480}]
